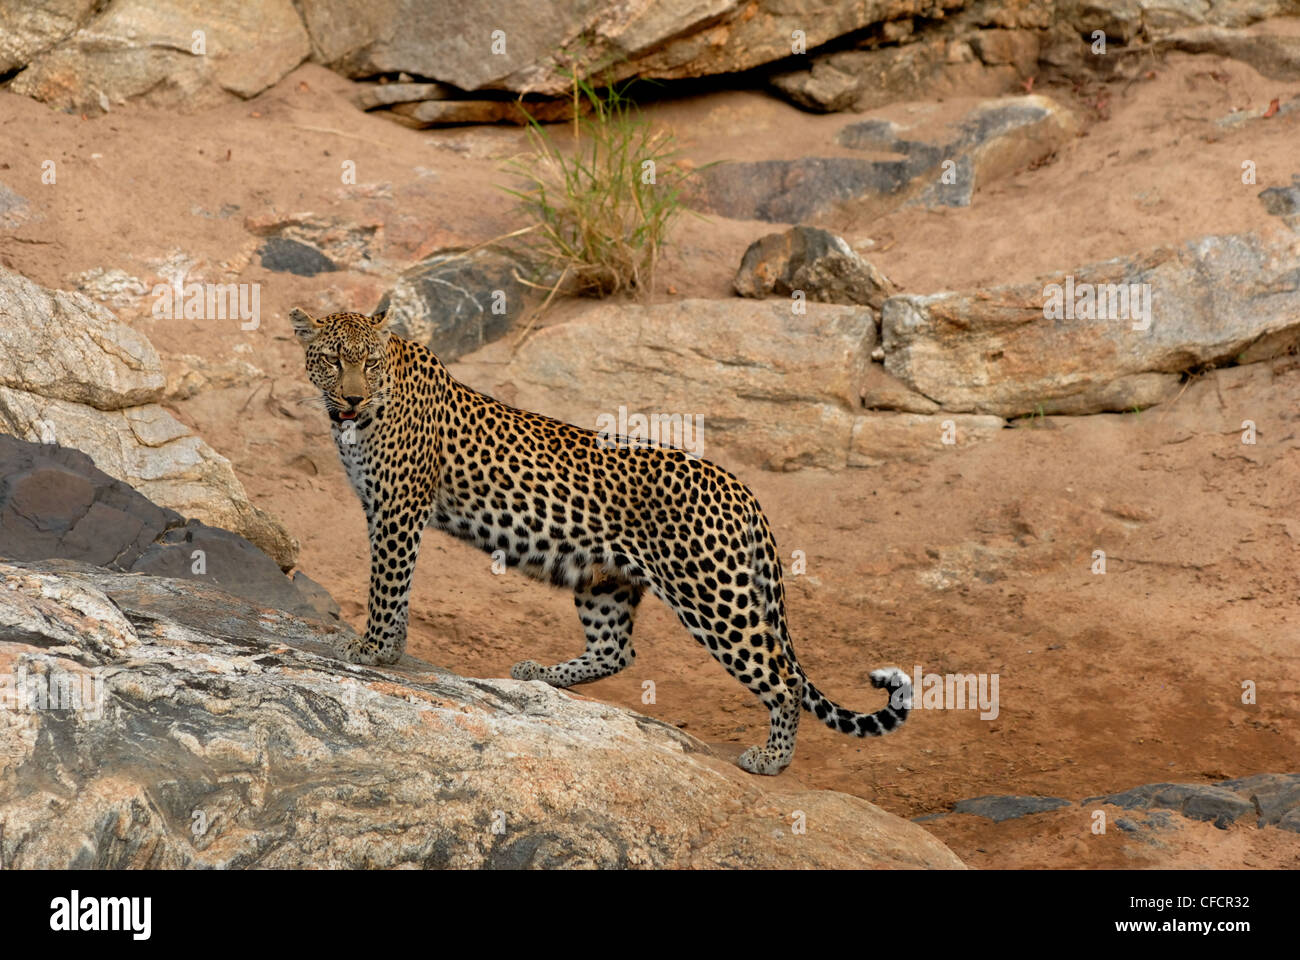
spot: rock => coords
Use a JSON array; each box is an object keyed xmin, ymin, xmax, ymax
[
  {"xmin": 386, "ymin": 98, "xmax": 576, "ymax": 127},
  {"xmin": 131, "ymin": 521, "xmax": 338, "ymax": 623},
  {"xmin": 258, "ymin": 237, "xmax": 339, "ymax": 277},
  {"xmin": 0, "ymin": 265, "xmax": 164, "ymax": 410},
  {"xmin": 1259, "ymin": 174, "xmax": 1300, "ymax": 229},
  {"xmin": 770, "ymin": 35, "xmax": 1023, "ymax": 114},
  {"xmin": 0, "ymin": 267, "xmax": 296, "ymax": 567},
  {"xmin": 297, "ymin": 0, "xmax": 967, "ymax": 97},
  {"xmin": 734, "ymin": 226, "xmax": 895, "ymax": 310},
  {"xmin": 1086, "ymin": 782, "xmax": 1257, "ymax": 828},
  {"xmin": 951, "ymin": 795, "xmax": 1073, "ymax": 822},
  {"xmin": 1156, "ymin": 24, "xmax": 1300, "ymax": 81},
  {"xmin": 1216, "ymin": 773, "xmax": 1300, "ymax": 828},
  {"xmin": 69, "ymin": 267, "xmax": 150, "ymax": 309},
  {"xmin": 0, "ymin": 180, "xmax": 36, "ymax": 229},
  {"xmin": 376, "ymin": 248, "xmax": 531, "ymax": 362},
  {"xmin": 0, "ymin": 433, "xmax": 181, "ymax": 569},
  {"xmin": 881, "ymin": 232, "xmax": 1300, "ymax": 417},
  {"xmin": 0, "ymin": 434, "xmax": 335, "ymax": 622},
  {"xmin": 859, "ymin": 364, "xmax": 941, "ymax": 414},
  {"xmin": 848, "ymin": 413, "xmax": 1006, "ymax": 466},
  {"xmin": 0, "ymin": 559, "xmax": 966, "ymax": 869},
  {"xmin": 0, "ymin": 0, "xmax": 96, "ymax": 74},
  {"xmin": 9, "ymin": 0, "xmax": 310, "ymax": 113},
  {"xmin": 452, "ymin": 298, "xmax": 875, "ymax": 471},
  {"xmin": 0, "ymin": 388, "xmax": 298, "ymax": 569},
  {"xmin": 352, "ymin": 81, "xmax": 456, "ymax": 111},
  {"xmin": 247, "ymin": 212, "xmax": 383, "ymax": 274},
  {"xmin": 691, "ymin": 95, "xmax": 1076, "ymax": 223}
]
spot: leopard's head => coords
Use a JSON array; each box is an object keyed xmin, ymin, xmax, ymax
[{"xmin": 290, "ymin": 308, "xmax": 390, "ymax": 424}]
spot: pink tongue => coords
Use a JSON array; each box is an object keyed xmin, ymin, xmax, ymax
[{"xmin": 339, "ymin": 412, "xmax": 357, "ymax": 420}]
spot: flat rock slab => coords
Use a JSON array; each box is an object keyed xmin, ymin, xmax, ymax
[
  {"xmin": 950, "ymin": 795, "xmax": 1073, "ymax": 822},
  {"xmin": 0, "ymin": 559, "xmax": 966, "ymax": 870},
  {"xmin": 690, "ymin": 95, "xmax": 1075, "ymax": 223},
  {"xmin": 882, "ymin": 231, "xmax": 1300, "ymax": 417}
]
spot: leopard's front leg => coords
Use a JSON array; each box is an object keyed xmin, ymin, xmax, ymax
[{"xmin": 340, "ymin": 498, "xmax": 430, "ymax": 665}]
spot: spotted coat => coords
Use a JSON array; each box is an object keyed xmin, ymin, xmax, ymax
[{"xmin": 292, "ymin": 308, "xmax": 910, "ymax": 775}]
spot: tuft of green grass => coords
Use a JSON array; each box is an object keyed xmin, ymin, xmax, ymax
[{"xmin": 500, "ymin": 73, "xmax": 693, "ymax": 302}]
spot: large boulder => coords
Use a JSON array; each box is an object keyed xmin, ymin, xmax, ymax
[
  {"xmin": 452, "ymin": 298, "xmax": 876, "ymax": 471},
  {"xmin": 881, "ymin": 231, "xmax": 1300, "ymax": 417},
  {"xmin": 0, "ymin": 0, "xmax": 98, "ymax": 74},
  {"xmin": 0, "ymin": 266, "xmax": 297, "ymax": 568},
  {"xmin": 0, "ymin": 266, "xmax": 164, "ymax": 409},
  {"xmin": 8, "ymin": 0, "xmax": 309, "ymax": 113},
  {"xmin": 295, "ymin": 0, "xmax": 968, "ymax": 96},
  {"xmin": 770, "ymin": 33, "xmax": 1030, "ymax": 114},
  {"xmin": 0, "ymin": 559, "xmax": 967, "ymax": 869},
  {"xmin": 0, "ymin": 434, "xmax": 336, "ymax": 623}
]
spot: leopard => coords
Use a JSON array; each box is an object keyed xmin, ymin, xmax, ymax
[{"xmin": 291, "ymin": 306, "xmax": 911, "ymax": 775}]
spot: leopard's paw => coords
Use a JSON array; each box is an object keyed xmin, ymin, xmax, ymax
[
  {"xmin": 510, "ymin": 659, "xmax": 546, "ymax": 681},
  {"xmin": 339, "ymin": 638, "xmax": 397, "ymax": 665},
  {"xmin": 737, "ymin": 745, "xmax": 789, "ymax": 776}
]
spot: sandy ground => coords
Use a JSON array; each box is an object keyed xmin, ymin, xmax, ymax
[{"xmin": 2, "ymin": 48, "xmax": 1298, "ymax": 868}]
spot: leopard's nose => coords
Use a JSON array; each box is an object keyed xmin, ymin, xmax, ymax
[{"xmin": 343, "ymin": 395, "xmax": 363, "ymax": 407}]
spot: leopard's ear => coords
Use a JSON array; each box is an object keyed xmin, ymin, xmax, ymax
[
  {"xmin": 290, "ymin": 307, "xmax": 324, "ymax": 345},
  {"xmin": 368, "ymin": 307, "xmax": 388, "ymax": 329}
]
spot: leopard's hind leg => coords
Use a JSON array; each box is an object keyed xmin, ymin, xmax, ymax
[{"xmin": 511, "ymin": 579, "xmax": 644, "ymax": 686}]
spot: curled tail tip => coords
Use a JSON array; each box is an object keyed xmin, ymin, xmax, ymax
[{"xmin": 870, "ymin": 666, "xmax": 913, "ymax": 713}]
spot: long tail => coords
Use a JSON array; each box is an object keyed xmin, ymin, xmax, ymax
[{"xmin": 799, "ymin": 666, "xmax": 912, "ymax": 737}]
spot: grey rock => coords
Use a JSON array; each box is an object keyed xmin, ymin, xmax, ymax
[
  {"xmin": 952, "ymin": 795, "xmax": 1072, "ymax": 822},
  {"xmin": 377, "ymin": 248, "xmax": 529, "ymax": 362},
  {"xmin": 0, "ymin": 180, "xmax": 36, "ymax": 229},
  {"xmin": 0, "ymin": 432, "xmax": 181, "ymax": 568},
  {"xmin": 1259, "ymin": 175, "xmax": 1300, "ymax": 229},
  {"xmin": 0, "ymin": 433, "xmax": 336, "ymax": 624},
  {"xmin": 882, "ymin": 232, "xmax": 1300, "ymax": 417},
  {"xmin": 0, "ymin": 559, "xmax": 967, "ymax": 869},
  {"xmin": 8, "ymin": 0, "xmax": 310, "ymax": 113},
  {"xmin": 1085, "ymin": 782, "xmax": 1255, "ymax": 826},
  {"xmin": 691, "ymin": 95, "xmax": 1075, "ymax": 223},
  {"xmin": 770, "ymin": 34, "xmax": 1026, "ymax": 114},
  {"xmin": 248, "ymin": 214, "xmax": 381, "ymax": 274},
  {"xmin": 0, "ymin": 266, "xmax": 297, "ymax": 567},
  {"xmin": 297, "ymin": 0, "xmax": 964, "ymax": 96},
  {"xmin": 352, "ymin": 81, "xmax": 457, "ymax": 111},
  {"xmin": 132, "ymin": 521, "xmax": 339, "ymax": 624},
  {"xmin": 734, "ymin": 226, "xmax": 895, "ymax": 310},
  {"xmin": 259, "ymin": 237, "xmax": 339, "ymax": 277},
  {"xmin": 0, "ymin": 263, "xmax": 164, "ymax": 410}
]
